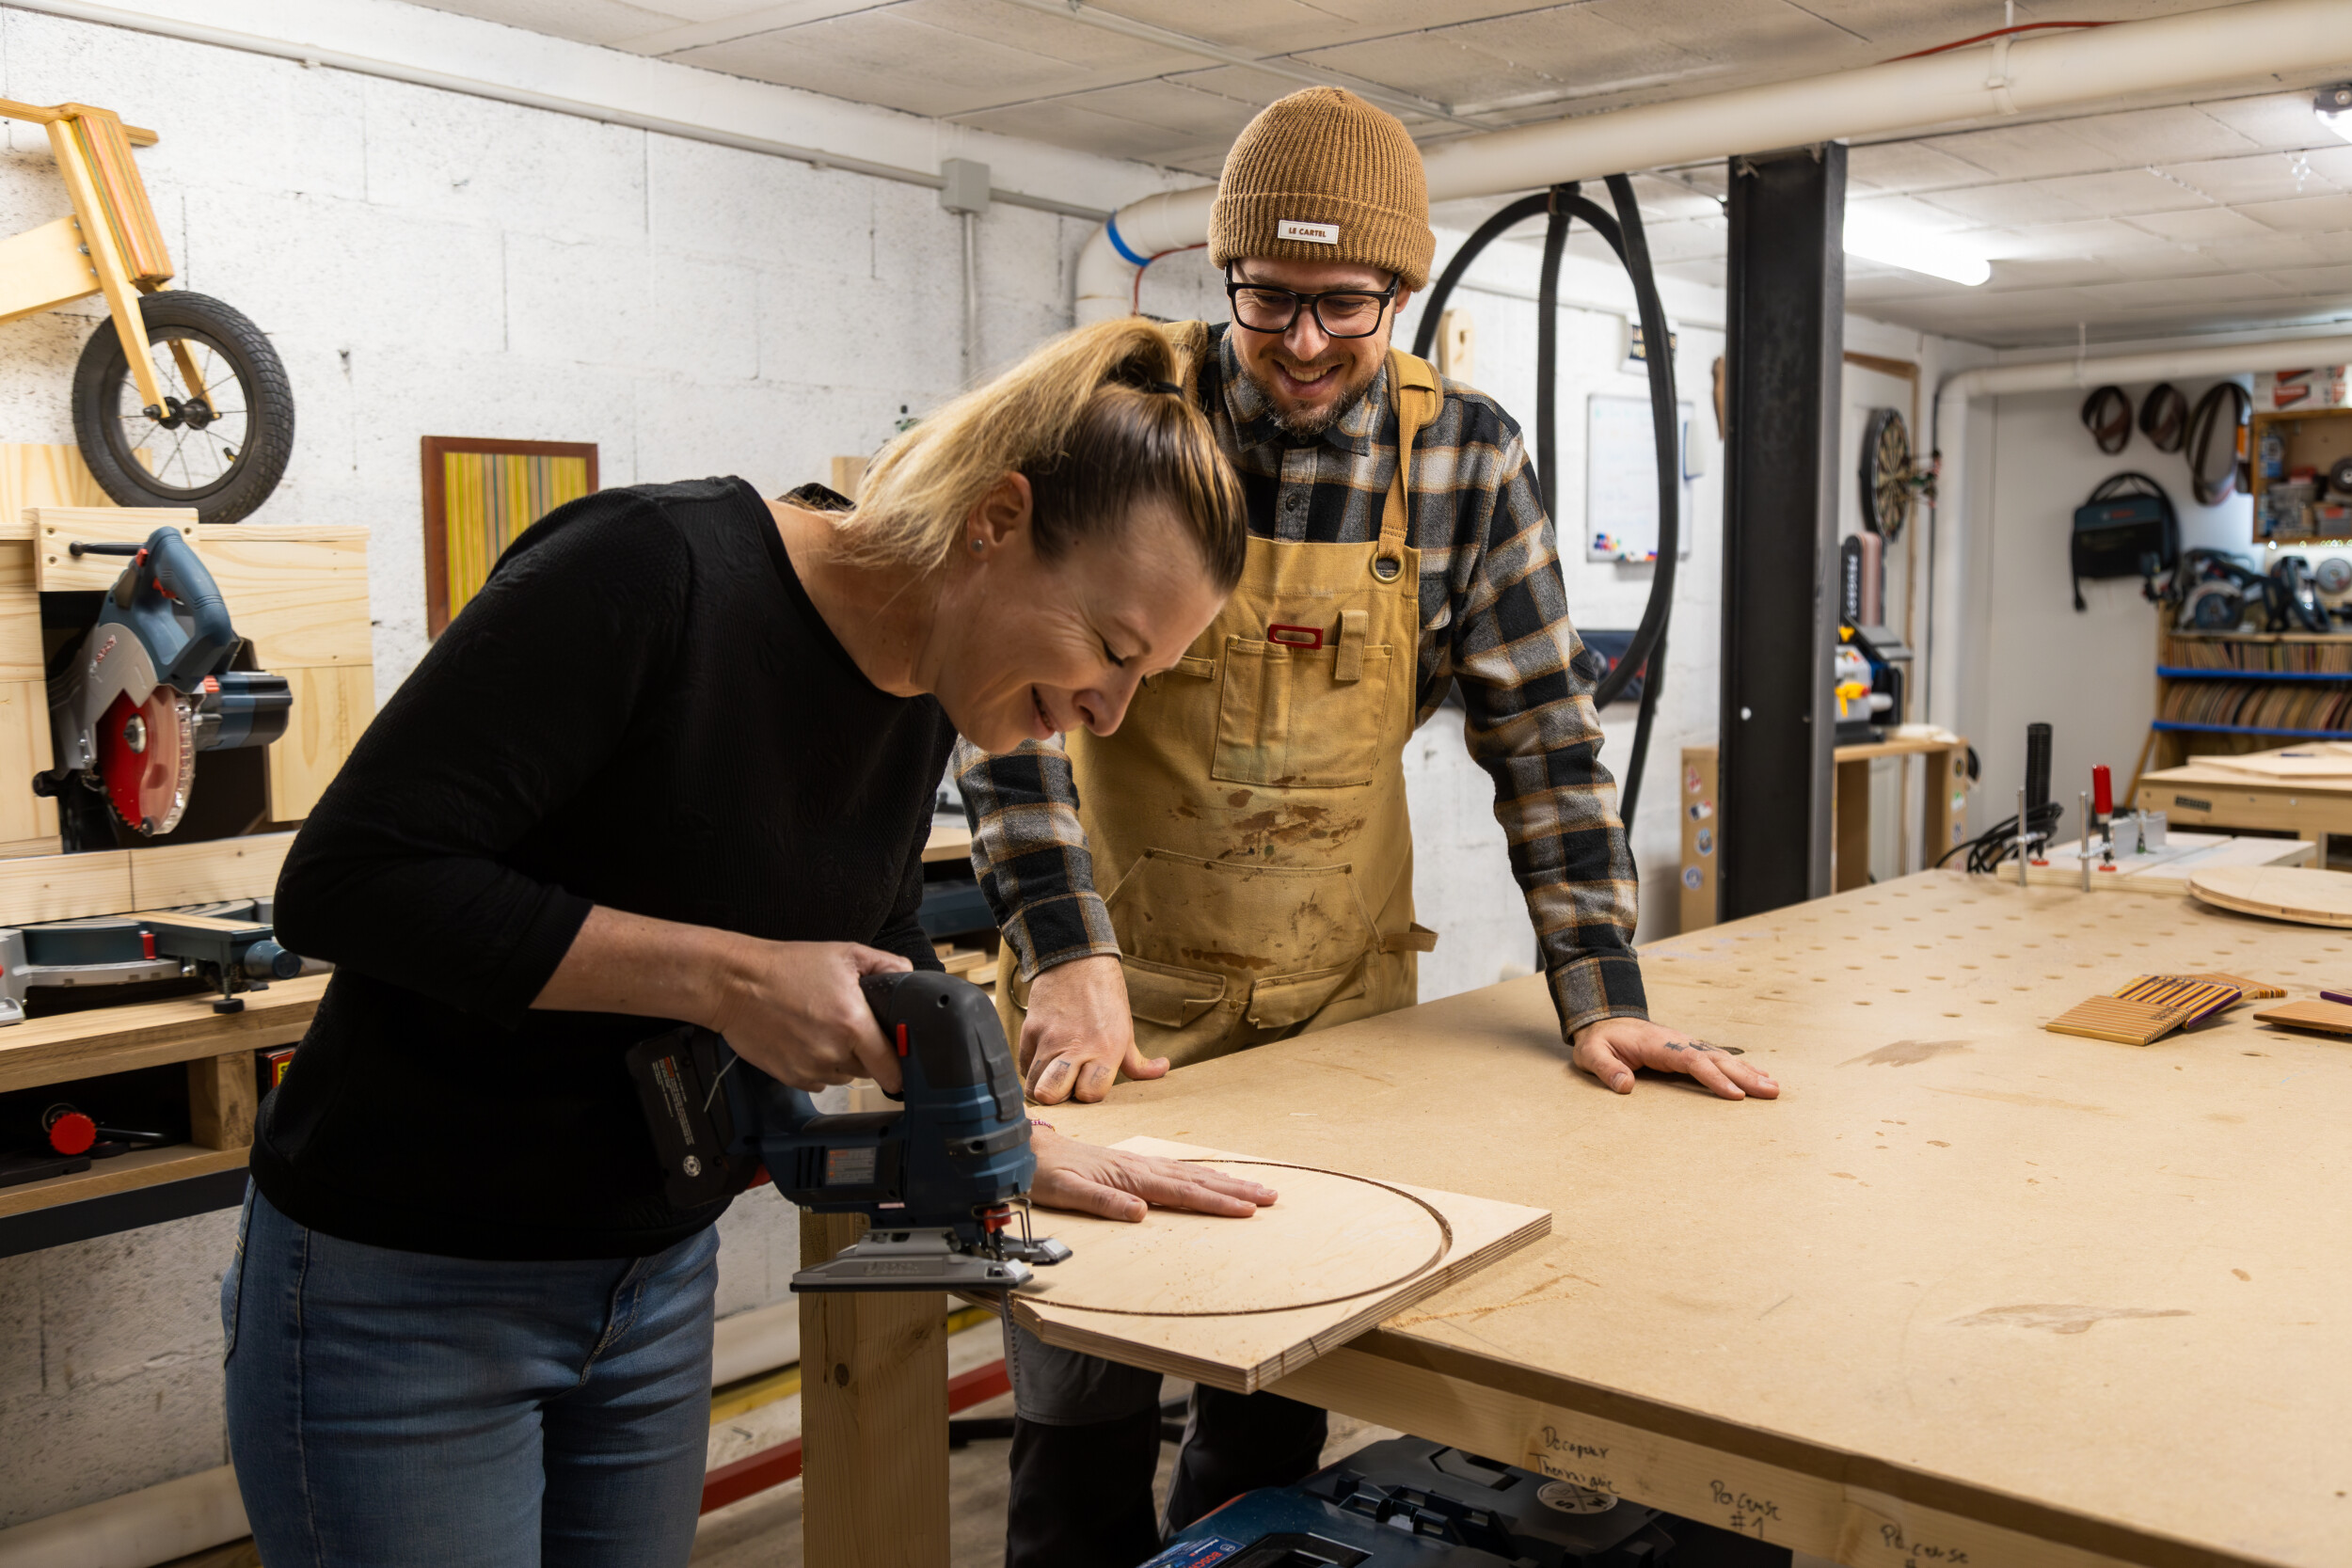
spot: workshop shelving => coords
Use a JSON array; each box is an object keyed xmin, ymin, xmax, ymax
[{"xmin": 2137, "ymin": 623, "xmax": 2352, "ymax": 787}]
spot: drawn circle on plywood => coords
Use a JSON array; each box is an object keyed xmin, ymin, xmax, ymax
[
  {"xmin": 1022, "ymin": 1161, "xmax": 1453, "ymax": 1318},
  {"xmin": 2188, "ymin": 865, "xmax": 2352, "ymax": 928}
]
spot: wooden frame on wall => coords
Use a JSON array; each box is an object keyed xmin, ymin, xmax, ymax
[{"xmin": 420, "ymin": 436, "xmax": 598, "ymax": 638}]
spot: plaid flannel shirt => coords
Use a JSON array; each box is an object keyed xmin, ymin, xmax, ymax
[{"xmin": 953, "ymin": 324, "xmax": 1646, "ymax": 1038}]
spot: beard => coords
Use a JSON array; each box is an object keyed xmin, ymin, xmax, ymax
[{"xmin": 1244, "ymin": 353, "xmax": 1384, "ymax": 439}]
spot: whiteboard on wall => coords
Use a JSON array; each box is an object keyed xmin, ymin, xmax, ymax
[{"xmin": 1586, "ymin": 394, "xmax": 1694, "ymax": 562}]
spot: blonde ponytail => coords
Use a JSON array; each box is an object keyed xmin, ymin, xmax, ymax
[{"xmin": 841, "ymin": 319, "xmax": 1245, "ymax": 591}]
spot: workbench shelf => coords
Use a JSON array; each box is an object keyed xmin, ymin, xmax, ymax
[
  {"xmin": 2151, "ymin": 721, "xmax": 2352, "ymax": 738},
  {"xmin": 2140, "ymin": 614, "xmax": 2352, "ymax": 787},
  {"xmin": 2156, "ymin": 666, "xmax": 2352, "ymax": 682}
]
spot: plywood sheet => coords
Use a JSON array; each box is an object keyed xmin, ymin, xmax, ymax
[
  {"xmin": 0, "ymin": 541, "xmax": 40, "ymax": 681},
  {"xmin": 0, "ymin": 442, "xmax": 111, "ymax": 532},
  {"xmin": 196, "ymin": 525, "xmax": 373, "ymax": 667},
  {"xmin": 2201, "ymin": 744, "xmax": 2352, "ymax": 779},
  {"xmin": 0, "ymin": 680, "xmax": 56, "ymax": 845},
  {"xmin": 1009, "ymin": 1136, "xmax": 1549, "ymax": 1394},
  {"xmin": 1046, "ymin": 874, "xmax": 2352, "ymax": 1568},
  {"xmin": 2187, "ymin": 864, "xmax": 2352, "ymax": 926},
  {"xmin": 2026, "ymin": 830, "xmax": 2311, "ymax": 893},
  {"xmin": 266, "ymin": 663, "xmax": 374, "ymax": 823}
]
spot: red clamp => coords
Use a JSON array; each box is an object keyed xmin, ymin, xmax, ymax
[{"xmin": 1267, "ymin": 624, "xmax": 1324, "ymax": 650}]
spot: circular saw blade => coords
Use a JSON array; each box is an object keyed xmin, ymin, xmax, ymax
[{"xmin": 96, "ymin": 688, "xmax": 194, "ymax": 836}]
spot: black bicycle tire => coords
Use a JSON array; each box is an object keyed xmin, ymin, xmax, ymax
[{"xmin": 72, "ymin": 291, "xmax": 295, "ymax": 524}]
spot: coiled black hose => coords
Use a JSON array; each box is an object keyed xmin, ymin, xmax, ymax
[{"xmin": 1411, "ymin": 175, "xmax": 1680, "ymax": 829}]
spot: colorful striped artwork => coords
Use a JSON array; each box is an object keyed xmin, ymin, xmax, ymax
[{"xmin": 421, "ymin": 437, "xmax": 598, "ymax": 637}]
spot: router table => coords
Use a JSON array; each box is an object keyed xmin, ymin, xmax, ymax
[{"xmin": 800, "ymin": 869, "xmax": 2352, "ymax": 1567}]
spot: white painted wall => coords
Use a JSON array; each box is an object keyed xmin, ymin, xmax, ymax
[
  {"xmin": 0, "ymin": 3, "xmax": 1184, "ymax": 1531},
  {"xmin": 1957, "ymin": 379, "xmax": 2265, "ymax": 827}
]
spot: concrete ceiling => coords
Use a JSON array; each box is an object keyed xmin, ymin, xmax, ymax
[{"xmin": 414, "ymin": 0, "xmax": 2352, "ymax": 347}]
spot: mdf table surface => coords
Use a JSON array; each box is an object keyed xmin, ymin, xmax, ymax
[{"xmin": 1025, "ymin": 871, "xmax": 2352, "ymax": 1568}]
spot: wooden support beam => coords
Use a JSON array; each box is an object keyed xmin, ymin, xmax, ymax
[
  {"xmin": 187, "ymin": 1049, "xmax": 258, "ymax": 1149},
  {"xmin": 798, "ymin": 1210, "xmax": 950, "ymax": 1567}
]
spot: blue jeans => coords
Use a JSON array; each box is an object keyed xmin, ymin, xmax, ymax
[{"xmin": 222, "ymin": 1185, "xmax": 719, "ymax": 1568}]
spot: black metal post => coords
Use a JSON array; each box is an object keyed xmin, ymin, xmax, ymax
[{"xmin": 1719, "ymin": 144, "xmax": 1846, "ymax": 920}]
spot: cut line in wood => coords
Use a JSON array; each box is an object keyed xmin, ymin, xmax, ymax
[{"xmin": 1025, "ymin": 1161, "xmax": 1453, "ymax": 1319}]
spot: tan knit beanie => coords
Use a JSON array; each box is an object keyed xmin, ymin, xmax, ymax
[{"xmin": 1210, "ymin": 87, "xmax": 1433, "ymax": 291}]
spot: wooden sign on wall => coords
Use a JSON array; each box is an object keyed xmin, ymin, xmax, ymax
[{"xmin": 421, "ymin": 436, "xmax": 597, "ymax": 638}]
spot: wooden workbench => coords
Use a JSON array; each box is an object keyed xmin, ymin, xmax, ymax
[
  {"xmin": 805, "ymin": 870, "xmax": 2352, "ymax": 1567},
  {"xmin": 2140, "ymin": 752, "xmax": 2352, "ymax": 862}
]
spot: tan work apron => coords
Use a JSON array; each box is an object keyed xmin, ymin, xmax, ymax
[{"xmin": 994, "ymin": 345, "xmax": 1440, "ymax": 1071}]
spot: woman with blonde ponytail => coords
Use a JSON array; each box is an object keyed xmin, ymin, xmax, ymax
[{"xmin": 225, "ymin": 319, "xmax": 1272, "ymax": 1568}]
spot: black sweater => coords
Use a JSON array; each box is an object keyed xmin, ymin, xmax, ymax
[{"xmin": 254, "ymin": 477, "xmax": 954, "ymax": 1260}]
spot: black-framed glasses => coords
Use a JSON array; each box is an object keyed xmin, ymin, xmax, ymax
[{"xmin": 1225, "ymin": 274, "xmax": 1399, "ymax": 339}]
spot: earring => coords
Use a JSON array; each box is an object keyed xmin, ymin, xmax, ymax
[{"xmin": 971, "ymin": 538, "xmax": 985, "ymax": 554}]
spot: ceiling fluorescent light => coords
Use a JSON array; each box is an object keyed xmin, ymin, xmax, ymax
[
  {"xmin": 1842, "ymin": 214, "xmax": 1991, "ymax": 287},
  {"xmin": 2318, "ymin": 84, "xmax": 2352, "ymax": 145}
]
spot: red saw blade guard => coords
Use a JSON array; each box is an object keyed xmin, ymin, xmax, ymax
[{"xmin": 96, "ymin": 689, "xmax": 194, "ymax": 836}]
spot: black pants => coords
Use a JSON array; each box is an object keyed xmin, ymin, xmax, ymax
[{"xmin": 1001, "ymin": 1320, "xmax": 1327, "ymax": 1568}]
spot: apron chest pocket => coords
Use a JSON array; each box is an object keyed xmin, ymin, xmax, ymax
[
  {"xmin": 1120, "ymin": 956, "xmax": 1227, "ymax": 1029},
  {"xmin": 1212, "ymin": 634, "xmax": 1393, "ymax": 789}
]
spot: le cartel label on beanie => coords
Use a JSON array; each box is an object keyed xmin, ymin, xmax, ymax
[{"xmin": 1277, "ymin": 218, "xmax": 1339, "ymax": 245}]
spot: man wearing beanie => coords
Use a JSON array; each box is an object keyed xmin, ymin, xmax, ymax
[{"xmin": 958, "ymin": 87, "xmax": 1777, "ymax": 1565}]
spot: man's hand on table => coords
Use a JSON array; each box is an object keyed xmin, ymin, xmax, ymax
[
  {"xmin": 1018, "ymin": 954, "xmax": 1169, "ymax": 1104},
  {"xmin": 1571, "ymin": 1017, "xmax": 1779, "ymax": 1101},
  {"xmin": 1028, "ymin": 1128, "xmax": 1276, "ymax": 1223}
]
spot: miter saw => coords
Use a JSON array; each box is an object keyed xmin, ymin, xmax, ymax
[
  {"xmin": 31, "ymin": 526, "xmax": 291, "ymax": 839},
  {"xmin": 628, "ymin": 969, "xmax": 1071, "ymax": 1292}
]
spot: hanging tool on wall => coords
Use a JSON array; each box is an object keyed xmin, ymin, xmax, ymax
[
  {"xmin": 2070, "ymin": 472, "xmax": 2178, "ymax": 611},
  {"xmin": 30, "ymin": 526, "xmax": 292, "ymax": 846},
  {"xmin": 1409, "ymin": 175, "xmax": 1678, "ymax": 829}
]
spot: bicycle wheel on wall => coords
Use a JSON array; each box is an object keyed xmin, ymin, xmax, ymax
[{"xmin": 71, "ymin": 291, "xmax": 295, "ymax": 524}]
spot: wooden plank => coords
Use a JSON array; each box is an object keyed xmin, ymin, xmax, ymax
[
  {"xmin": 265, "ymin": 664, "xmax": 373, "ymax": 823},
  {"xmin": 921, "ymin": 820, "xmax": 971, "ymax": 864},
  {"xmin": 1041, "ymin": 874, "xmax": 2352, "ymax": 1568},
  {"xmin": 29, "ymin": 507, "xmax": 196, "ymax": 591},
  {"xmin": 0, "ymin": 835, "xmax": 60, "ymax": 860},
  {"xmin": 1679, "ymin": 745, "xmax": 1717, "ymax": 934},
  {"xmin": 0, "ymin": 680, "xmax": 58, "ymax": 846},
  {"xmin": 1010, "ymin": 1136, "xmax": 1549, "ymax": 1395},
  {"xmin": 1922, "ymin": 745, "xmax": 1956, "ymax": 863},
  {"xmin": 126, "ymin": 831, "xmax": 294, "ymax": 910},
  {"xmin": 799, "ymin": 1210, "xmax": 948, "ymax": 1568},
  {"xmin": 1834, "ymin": 756, "xmax": 1871, "ymax": 893},
  {"xmin": 829, "ymin": 455, "xmax": 867, "ymax": 500},
  {"xmin": 0, "ymin": 973, "xmax": 322, "ymax": 1094},
  {"xmin": 0, "ymin": 540, "xmax": 40, "ymax": 681},
  {"xmin": 2251, "ymin": 999, "xmax": 2352, "ymax": 1036},
  {"xmin": 194, "ymin": 527, "xmax": 372, "ymax": 667},
  {"xmin": 0, "ymin": 846, "xmax": 131, "ymax": 926},
  {"xmin": 0, "ymin": 1142, "xmax": 246, "ymax": 1222},
  {"xmin": 187, "ymin": 1048, "xmax": 257, "ymax": 1149},
  {"xmin": 0, "ymin": 442, "xmax": 111, "ymax": 530},
  {"xmin": 0, "ymin": 214, "xmax": 98, "ymax": 325}
]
